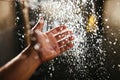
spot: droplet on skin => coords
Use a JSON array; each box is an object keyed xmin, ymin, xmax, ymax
[
  {"xmin": 62, "ymin": 41, "xmax": 65, "ymax": 45},
  {"xmin": 34, "ymin": 43, "xmax": 40, "ymax": 50},
  {"xmin": 34, "ymin": 55, "xmax": 39, "ymax": 60},
  {"xmin": 65, "ymin": 38, "xmax": 68, "ymax": 41},
  {"xmin": 51, "ymin": 50, "xmax": 55, "ymax": 54},
  {"xmin": 45, "ymin": 39, "xmax": 50, "ymax": 43},
  {"xmin": 58, "ymin": 35, "xmax": 61, "ymax": 38}
]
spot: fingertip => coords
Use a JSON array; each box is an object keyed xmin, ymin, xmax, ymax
[
  {"xmin": 60, "ymin": 47, "xmax": 65, "ymax": 53},
  {"xmin": 39, "ymin": 16, "xmax": 44, "ymax": 24},
  {"xmin": 56, "ymin": 25, "xmax": 67, "ymax": 31},
  {"xmin": 33, "ymin": 17, "xmax": 44, "ymax": 31},
  {"xmin": 69, "ymin": 42, "xmax": 74, "ymax": 48},
  {"xmin": 37, "ymin": 17, "xmax": 44, "ymax": 28},
  {"xmin": 61, "ymin": 25, "xmax": 67, "ymax": 28},
  {"xmin": 70, "ymin": 36, "xmax": 75, "ymax": 40},
  {"xmin": 61, "ymin": 25, "xmax": 67, "ymax": 30}
]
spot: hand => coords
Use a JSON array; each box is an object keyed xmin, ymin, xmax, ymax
[{"xmin": 31, "ymin": 17, "xmax": 74, "ymax": 63}]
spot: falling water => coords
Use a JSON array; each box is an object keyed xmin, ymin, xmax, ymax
[
  {"xmin": 17, "ymin": 0, "xmax": 110, "ymax": 80},
  {"xmin": 39, "ymin": 0, "xmax": 88, "ymax": 62}
]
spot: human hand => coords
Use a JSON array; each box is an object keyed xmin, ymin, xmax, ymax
[{"xmin": 31, "ymin": 17, "xmax": 74, "ymax": 63}]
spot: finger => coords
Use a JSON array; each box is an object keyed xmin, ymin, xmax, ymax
[
  {"xmin": 32, "ymin": 30, "xmax": 44, "ymax": 51},
  {"xmin": 47, "ymin": 25, "xmax": 67, "ymax": 35},
  {"xmin": 55, "ymin": 30, "xmax": 72, "ymax": 41},
  {"xmin": 32, "ymin": 17, "xmax": 44, "ymax": 31},
  {"xmin": 58, "ymin": 36, "xmax": 74, "ymax": 47},
  {"xmin": 47, "ymin": 32, "xmax": 58, "ymax": 46},
  {"xmin": 34, "ymin": 30, "xmax": 46, "ymax": 46},
  {"xmin": 60, "ymin": 42, "xmax": 74, "ymax": 53},
  {"xmin": 47, "ymin": 32, "xmax": 60, "ymax": 53}
]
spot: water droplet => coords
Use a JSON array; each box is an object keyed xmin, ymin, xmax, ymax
[
  {"xmin": 106, "ymin": 26, "xmax": 110, "ymax": 29},
  {"xmin": 118, "ymin": 64, "xmax": 120, "ymax": 68},
  {"xmin": 28, "ymin": 0, "xmax": 109, "ymax": 79},
  {"xmin": 46, "ymin": 39, "xmax": 50, "ymax": 43},
  {"xmin": 34, "ymin": 43, "xmax": 40, "ymax": 50},
  {"xmin": 105, "ymin": 18, "xmax": 108, "ymax": 22}
]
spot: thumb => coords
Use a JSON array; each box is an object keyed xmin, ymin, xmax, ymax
[{"xmin": 32, "ymin": 17, "xmax": 44, "ymax": 31}]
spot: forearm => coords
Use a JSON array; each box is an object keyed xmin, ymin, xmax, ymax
[{"xmin": 0, "ymin": 45, "xmax": 41, "ymax": 80}]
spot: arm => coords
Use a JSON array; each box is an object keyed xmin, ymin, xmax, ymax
[
  {"xmin": 0, "ymin": 45, "xmax": 41, "ymax": 80},
  {"xmin": 0, "ymin": 17, "xmax": 74, "ymax": 80}
]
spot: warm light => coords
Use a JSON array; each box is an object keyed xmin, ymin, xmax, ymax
[{"xmin": 86, "ymin": 14, "xmax": 97, "ymax": 33}]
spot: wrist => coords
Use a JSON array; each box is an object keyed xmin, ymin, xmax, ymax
[{"xmin": 22, "ymin": 44, "xmax": 42, "ymax": 65}]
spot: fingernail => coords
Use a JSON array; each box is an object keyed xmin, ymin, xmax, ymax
[{"xmin": 39, "ymin": 17, "xmax": 44, "ymax": 23}]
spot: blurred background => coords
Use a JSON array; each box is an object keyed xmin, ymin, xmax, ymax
[{"xmin": 0, "ymin": 0, "xmax": 120, "ymax": 80}]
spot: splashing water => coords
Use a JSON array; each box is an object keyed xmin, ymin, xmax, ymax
[
  {"xmin": 28, "ymin": 0, "xmax": 109, "ymax": 80},
  {"xmin": 30, "ymin": 0, "xmax": 88, "ymax": 53}
]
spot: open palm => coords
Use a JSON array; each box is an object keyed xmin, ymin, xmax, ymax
[{"xmin": 31, "ymin": 17, "xmax": 74, "ymax": 63}]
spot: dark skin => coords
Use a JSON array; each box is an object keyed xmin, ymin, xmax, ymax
[{"xmin": 0, "ymin": 17, "xmax": 74, "ymax": 80}]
